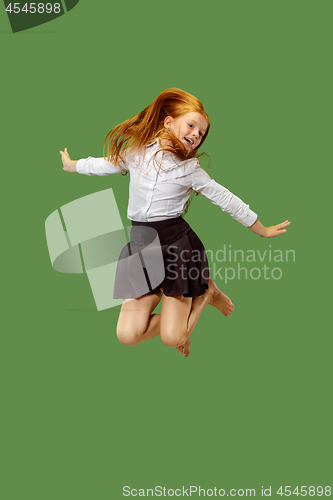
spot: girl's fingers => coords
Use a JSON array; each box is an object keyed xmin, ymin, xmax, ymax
[{"xmin": 278, "ymin": 221, "xmax": 290, "ymax": 229}]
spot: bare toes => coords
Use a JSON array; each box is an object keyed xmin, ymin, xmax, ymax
[{"xmin": 183, "ymin": 339, "xmax": 191, "ymax": 357}]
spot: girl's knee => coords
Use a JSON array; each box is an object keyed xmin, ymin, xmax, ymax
[
  {"xmin": 117, "ymin": 325, "xmax": 142, "ymax": 346},
  {"xmin": 160, "ymin": 327, "xmax": 187, "ymax": 348}
]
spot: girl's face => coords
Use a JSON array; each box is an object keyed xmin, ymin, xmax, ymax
[{"xmin": 165, "ymin": 112, "xmax": 208, "ymax": 150}]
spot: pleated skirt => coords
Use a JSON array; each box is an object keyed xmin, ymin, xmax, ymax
[{"xmin": 113, "ymin": 216, "xmax": 209, "ymax": 299}]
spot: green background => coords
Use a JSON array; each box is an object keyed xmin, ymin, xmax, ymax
[{"xmin": 1, "ymin": 1, "xmax": 332, "ymax": 498}]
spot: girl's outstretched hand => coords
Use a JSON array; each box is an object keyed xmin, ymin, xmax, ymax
[
  {"xmin": 249, "ymin": 219, "xmax": 291, "ymax": 237},
  {"xmin": 264, "ymin": 220, "xmax": 291, "ymax": 237},
  {"xmin": 60, "ymin": 148, "xmax": 77, "ymax": 173}
]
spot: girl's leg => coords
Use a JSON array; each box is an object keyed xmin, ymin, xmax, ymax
[
  {"xmin": 159, "ymin": 279, "xmax": 235, "ymax": 356},
  {"xmin": 116, "ymin": 279, "xmax": 234, "ymax": 356},
  {"xmin": 116, "ymin": 291, "xmax": 163, "ymax": 346}
]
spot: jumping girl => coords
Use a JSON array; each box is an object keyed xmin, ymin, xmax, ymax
[{"xmin": 60, "ymin": 88, "xmax": 290, "ymax": 357}]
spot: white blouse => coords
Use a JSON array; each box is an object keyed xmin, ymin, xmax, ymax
[{"xmin": 76, "ymin": 140, "xmax": 257, "ymax": 227}]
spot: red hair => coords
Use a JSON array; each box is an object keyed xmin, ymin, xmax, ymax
[{"xmin": 103, "ymin": 88, "xmax": 210, "ymax": 168}]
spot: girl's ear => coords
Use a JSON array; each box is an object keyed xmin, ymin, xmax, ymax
[{"xmin": 164, "ymin": 116, "xmax": 173, "ymax": 129}]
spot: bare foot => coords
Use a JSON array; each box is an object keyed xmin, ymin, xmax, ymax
[
  {"xmin": 175, "ymin": 337, "xmax": 191, "ymax": 357},
  {"xmin": 207, "ymin": 278, "xmax": 234, "ymax": 317}
]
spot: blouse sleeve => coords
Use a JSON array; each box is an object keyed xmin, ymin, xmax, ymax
[
  {"xmin": 190, "ymin": 163, "xmax": 257, "ymax": 227},
  {"xmin": 76, "ymin": 156, "xmax": 129, "ymax": 176}
]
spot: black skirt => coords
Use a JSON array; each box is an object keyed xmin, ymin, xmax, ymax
[{"xmin": 113, "ymin": 217, "xmax": 209, "ymax": 299}]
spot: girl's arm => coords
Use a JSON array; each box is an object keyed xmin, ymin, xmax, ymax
[
  {"xmin": 191, "ymin": 164, "xmax": 257, "ymax": 227},
  {"xmin": 190, "ymin": 164, "xmax": 290, "ymax": 236},
  {"xmin": 60, "ymin": 148, "xmax": 77, "ymax": 172},
  {"xmin": 249, "ymin": 219, "xmax": 290, "ymax": 237},
  {"xmin": 59, "ymin": 148, "xmax": 128, "ymax": 175}
]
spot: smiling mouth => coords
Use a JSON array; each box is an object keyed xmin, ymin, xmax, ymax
[{"xmin": 184, "ymin": 138, "xmax": 194, "ymax": 147}]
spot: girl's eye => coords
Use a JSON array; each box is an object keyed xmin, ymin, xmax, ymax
[{"xmin": 188, "ymin": 124, "xmax": 193, "ymax": 128}]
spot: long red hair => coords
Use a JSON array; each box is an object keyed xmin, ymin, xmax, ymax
[{"xmin": 103, "ymin": 88, "xmax": 210, "ymax": 168}]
